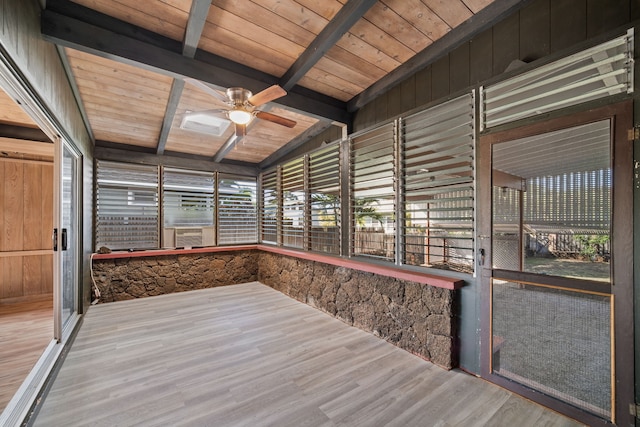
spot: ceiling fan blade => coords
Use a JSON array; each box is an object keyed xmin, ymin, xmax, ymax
[
  {"xmin": 235, "ymin": 123, "xmax": 247, "ymax": 137},
  {"xmin": 184, "ymin": 78, "xmax": 229, "ymax": 102},
  {"xmin": 192, "ymin": 108, "xmax": 227, "ymax": 115},
  {"xmin": 248, "ymin": 85, "xmax": 286, "ymax": 107},
  {"xmin": 255, "ymin": 111, "xmax": 297, "ymax": 128}
]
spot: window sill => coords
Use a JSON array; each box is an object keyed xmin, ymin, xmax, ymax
[
  {"xmin": 91, "ymin": 245, "xmax": 258, "ymax": 260},
  {"xmin": 92, "ymin": 245, "xmax": 465, "ymax": 290}
]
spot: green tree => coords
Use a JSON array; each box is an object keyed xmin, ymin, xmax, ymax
[
  {"xmin": 309, "ymin": 194, "xmax": 385, "ymax": 227},
  {"xmin": 354, "ymin": 197, "xmax": 384, "ymax": 227}
]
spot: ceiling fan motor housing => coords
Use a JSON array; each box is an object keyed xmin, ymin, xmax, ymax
[{"xmin": 226, "ymin": 87, "xmax": 253, "ymax": 107}]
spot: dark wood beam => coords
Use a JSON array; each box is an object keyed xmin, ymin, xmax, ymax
[
  {"xmin": 348, "ymin": 0, "xmax": 534, "ymax": 112},
  {"xmin": 0, "ymin": 124, "xmax": 50, "ymax": 142},
  {"xmin": 156, "ymin": 79, "xmax": 184, "ymax": 155},
  {"xmin": 279, "ymin": 0, "xmax": 377, "ymax": 91},
  {"xmin": 212, "ymin": 134, "xmax": 243, "ymax": 163},
  {"xmin": 157, "ymin": 0, "xmax": 211, "ymax": 155},
  {"xmin": 182, "ymin": 0, "xmax": 211, "ymax": 59},
  {"xmin": 95, "ymin": 142, "xmax": 259, "ymax": 176},
  {"xmin": 259, "ymin": 121, "xmax": 336, "ymax": 169},
  {"xmin": 41, "ymin": 0, "xmax": 351, "ymax": 125},
  {"xmin": 45, "ymin": 0, "xmax": 181, "ymax": 53}
]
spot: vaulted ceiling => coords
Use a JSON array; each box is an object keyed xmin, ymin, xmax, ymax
[{"xmin": 1, "ymin": 0, "xmax": 529, "ymax": 167}]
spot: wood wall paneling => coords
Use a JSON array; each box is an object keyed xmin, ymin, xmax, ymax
[
  {"xmin": 491, "ymin": 11, "xmax": 520, "ymax": 76},
  {"xmin": 3, "ymin": 257, "xmax": 23, "ymax": 298},
  {"xmin": 449, "ymin": 42, "xmax": 471, "ymax": 94},
  {"xmin": 431, "ymin": 55, "xmax": 450, "ymax": 102},
  {"xmin": 42, "ymin": 253, "xmax": 53, "ymax": 296},
  {"xmin": 400, "ymin": 77, "xmax": 416, "ymax": 115},
  {"xmin": 1, "ymin": 160, "xmax": 53, "ymax": 300},
  {"xmin": 587, "ymin": 0, "xmax": 630, "ymax": 38},
  {"xmin": 414, "ymin": 65, "xmax": 432, "ymax": 109},
  {"xmin": 4, "ymin": 161, "xmax": 24, "ymax": 251},
  {"xmin": 353, "ymin": 100, "xmax": 376, "ymax": 131},
  {"xmin": 23, "ymin": 162, "xmax": 41, "ymax": 250},
  {"xmin": 519, "ymin": 0, "xmax": 550, "ymax": 63},
  {"xmin": 375, "ymin": 91, "xmax": 390, "ymax": 123},
  {"xmin": 633, "ymin": 0, "xmax": 640, "ymax": 20},
  {"xmin": 550, "ymin": 0, "xmax": 587, "ymax": 53},
  {"xmin": 23, "ymin": 254, "xmax": 42, "ymax": 296},
  {"xmin": 41, "ymin": 165, "xmax": 53, "ymax": 250},
  {"xmin": 469, "ymin": 30, "xmax": 493, "ymax": 85},
  {"xmin": 0, "ymin": 161, "xmax": 4, "ymax": 252}
]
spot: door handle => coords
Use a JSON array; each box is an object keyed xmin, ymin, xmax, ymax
[
  {"xmin": 52, "ymin": 228, "xmax": 58, "ymax": 252},
  {"xmin": 61, "ymin": 228, "xmax": 68, "ymax": 251},
  {"xmin": 478, "ymin": 248, "xmax": 486, "ymax": 266}
]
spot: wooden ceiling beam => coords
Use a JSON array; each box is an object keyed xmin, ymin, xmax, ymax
[
  {"xmin": 0, "ymin": 124, "xmax": 50, "ymax": 142},
  {"xmin": 259, "ymin": 121, "xmax": 337, "ymax": 170},
  {"xmin": 212, "ymin": 134, "xmax": 243, "ymax": 163},
  {"xmin": 182, "ymin": 0, "xmax": 211, "ymax": 59},
  {"xmin": 348, "ymin": 0, "xmax": 534, "ymax": 112},
  {"xmin": 157, "ymin": 0, "xmax": 212, "ymax": 155},
  {"xmin": 279, "ymin": 0, "xmax": 377, "ymax": 91},
  {"xmin": 95, "ymin": 142, "xmax": 259, "ymax": 176},
  {"xmin": 156, "ymin": 79, "xmax": 184, "ymax": 155},
  {"xmin": 41, "ymin": 0, "xmax": 351, "ymax": 125}
]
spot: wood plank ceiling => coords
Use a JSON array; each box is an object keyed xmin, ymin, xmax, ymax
[{"xmin": 4, "ymin": 0, "xmax": 530, "ymax": 166}]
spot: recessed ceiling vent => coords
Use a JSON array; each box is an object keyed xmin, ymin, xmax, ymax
[{"xmin": 180, "ymin": 111, "xmax": 231, "ymax": 137}]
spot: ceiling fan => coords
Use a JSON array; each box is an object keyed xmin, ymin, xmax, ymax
[{"xmin": 185, "ymin": 78, "xmax": 297, "ymax": 137}]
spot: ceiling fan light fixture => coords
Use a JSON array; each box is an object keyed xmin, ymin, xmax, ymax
[{"xmin": 228, "ymin": 109, "xmax": 252, "ymax": 125}]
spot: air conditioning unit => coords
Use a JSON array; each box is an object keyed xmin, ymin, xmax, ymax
[{"xmin": 164, "ymin": 226, "xmax": 215, "ymax": 248}]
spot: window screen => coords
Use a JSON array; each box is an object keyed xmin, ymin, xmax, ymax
[
  {"xmin": 281, "ymin": 158, "xmax": 305, "ymax": 249},
  {"xmin": 218, "ymin": 175, "xmax": 258, "ymax": 244},
  {"xmin": 402, "ymin": 94, "xmax": 475, "ymax": 273},
  {"xmin": 350, "ymin": 123, "xmax": 396, "ymax": 261},
  {"xmin": 95, "ymin": 160, "xmax": 159, "ymax": 250},
  {"xmin": 309, "ymin": 143, "xmax": 341, "ymax": 254},
  {"xmin": 260, "ymin": 169, "xmax": 278, "ymax": 244},
  {"xmin": 492, "ymin": 280, "xmax": 612, "ymax": 419}
]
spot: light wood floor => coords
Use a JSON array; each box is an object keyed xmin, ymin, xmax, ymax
[
  {"xmin": 34, "ymin": 282, "xmax": 584, "ymax": 427},
  {"xmin": 0, "ymin": 298, "xmax": 53, "ymax": 412}
]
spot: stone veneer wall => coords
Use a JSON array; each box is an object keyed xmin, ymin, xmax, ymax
[
  {"xmin": 258, "ymin": 252, "xmax": 458, "ymax": 369},
  {"xmin": 91, "ymin": 250, "xmax": 458, "ymax": 369},
  {"xmin": 92, "ymin": 251, "xmax": 259, "ymax": 303}
]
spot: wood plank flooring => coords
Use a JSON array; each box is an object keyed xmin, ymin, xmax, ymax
[
  {"xmin": 0, "ymin": 298, "xmax": 53, "ymax": 412},
  {"xmin": 34, "ymin": 283, "xmax": 584, "ymax": 426}
]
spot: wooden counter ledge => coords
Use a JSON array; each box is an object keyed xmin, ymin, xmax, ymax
[{"xmin": 92, "ymin": 244, "xmax": 466, "ymax": 290}]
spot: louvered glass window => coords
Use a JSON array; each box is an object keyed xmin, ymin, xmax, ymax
[
  {"xmin": 482, "ymin": 29, "xmax": 634, "ymax": 129},
  {"xmin": 218, "ymin": 175, "xmax": 258, "ymax": 244},
  {"xmin": 350, "ymin": 123, "xmax": 396, "ymax": 261},
  {"xmin": 402, "ymin": 94, "xmax": 475, "ymax": 273},
  {"xmin": 162, "ymin": 168, "xmax": 215, "ymax": 248},
  {"xmin": 309, "ymin": 143, "xmax": 341, "ymax": 254},
  {"xmin": 282, "ymin": 158, "xmax": 306, "ymax": 249},
  {"xmin": 163, "ymin": 169, "xmax": 214, "ymax": 227},
  {"xmin": 261, "ymin": 169, "xmax": 278, "ymax": 244},
  {"xmin": 95, "ymin": 160, "xmax": 159, "ymax": 250}
]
